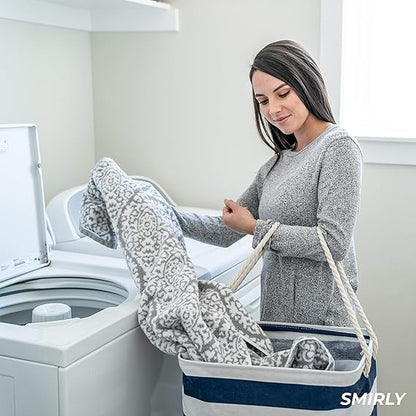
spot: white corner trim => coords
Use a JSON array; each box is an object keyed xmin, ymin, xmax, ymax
[
  {"xmin": 320, "ymin": 0, "xmax": 416, "ymax": 166},
  {"xmin": 0, "ymin": 0, "xmax": 179, "ymax": 32},
  {"xmin": 358, "ymin": 137, "xmax": 416, "ymax": 166},
  {"xmin": 319, "ymin": 0, "xmax": 344, "ymax": 123}
]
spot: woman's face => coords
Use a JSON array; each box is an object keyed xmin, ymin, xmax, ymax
[{"xmin": 251, "ymin": 70, "xmax": 311, "ymax": 138}]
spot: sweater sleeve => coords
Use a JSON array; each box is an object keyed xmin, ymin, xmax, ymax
[
  {"xmin": 172, "ymin": 172, "xmax": 262, "ymax": 248},
  {"xmin": 252, "ymin": 138, "xmax": 362, "ymax": 262}
]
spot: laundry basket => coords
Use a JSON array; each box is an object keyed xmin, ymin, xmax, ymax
[{"xmin": 179, "ymin": 225, "xmax": 378, "ymax": 415}]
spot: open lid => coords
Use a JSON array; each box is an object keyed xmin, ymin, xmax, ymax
[{"xmin": 0, "ymin": 125, "xmax": 49, "ymax": 286}]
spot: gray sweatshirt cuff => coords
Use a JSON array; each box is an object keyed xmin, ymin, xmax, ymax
[{"xmin": 252, "ymin": 219, "xmax": 277, "ymax": 250}]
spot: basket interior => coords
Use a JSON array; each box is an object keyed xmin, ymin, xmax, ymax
[{"xmin": 271, "ymin": 338, "xmax": 363, "ymax": 372}]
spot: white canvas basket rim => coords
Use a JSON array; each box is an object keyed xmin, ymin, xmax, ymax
[{"xmin": 178, "ymin": 322, "xmax": 374, "ymax": 387}]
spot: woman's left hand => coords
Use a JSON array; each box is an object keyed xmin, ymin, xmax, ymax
[{"xmin": 222, "ymin": 199, "xmax": 257, "ymax": 235}]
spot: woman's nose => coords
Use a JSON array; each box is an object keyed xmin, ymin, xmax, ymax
[{"xmin": 268, "ymin": 99, "xmax": 282, "ymax": 117}]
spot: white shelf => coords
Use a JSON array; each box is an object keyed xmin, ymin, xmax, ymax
[{"xmin": 0, "ymin": 0, "xmax": 179, "ymax": 32}]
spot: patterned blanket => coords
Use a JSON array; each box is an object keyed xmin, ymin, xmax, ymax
[{"xmin": 79, "ymin": 158, "xmax": 334, "ymax": 369}]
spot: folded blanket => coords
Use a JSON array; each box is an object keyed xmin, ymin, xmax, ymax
[{"xmin": 79, "ymin": 158, "xmax": 334, "ymax": 370}]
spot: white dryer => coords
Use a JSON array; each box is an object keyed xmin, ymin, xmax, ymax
[{"xmin": 0, "ymin": 125, "xmax": 178, "ymax": 416}]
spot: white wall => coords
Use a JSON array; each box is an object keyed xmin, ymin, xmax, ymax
[
  {"xmin": 91, "ymin": 0, "xmax": 321, "ymax": 208},
  {"xmin": 0, "ymin": 18, "xmax": 95, "ymax": 201},
  {"xmin": 355, "ymin": 163, "xmax": 416, "ymax": 415}
]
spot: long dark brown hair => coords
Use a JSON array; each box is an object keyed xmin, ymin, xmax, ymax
[{"xmin": 250, "ymin": 40, "xmax": 335, "ymax": 159}]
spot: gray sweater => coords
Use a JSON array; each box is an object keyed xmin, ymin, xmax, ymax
[{"xmin": 174, "ymin": 125, "xmax": 362, "ymax": 326}]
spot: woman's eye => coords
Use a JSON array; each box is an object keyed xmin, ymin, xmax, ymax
[
  {"xmin": 259, "ymin": 100, "xmax": 268, "ymax": 106},
  {"xmin": 279, "ymin": 91, "xmax": 290, "ymax": 98}
]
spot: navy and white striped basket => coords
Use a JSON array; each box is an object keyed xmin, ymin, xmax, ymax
[
  {"xmin": 179, "ymin": 322, "xmax": 377, "ymax": 415},
  {"xmin": 179, "ymin": 226, "xmax": 378, "ymax": 416}
]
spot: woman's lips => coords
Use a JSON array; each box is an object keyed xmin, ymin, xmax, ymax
[{"xmin": 275, "ymin": 115, "xmax": 290, "ymax": 124}]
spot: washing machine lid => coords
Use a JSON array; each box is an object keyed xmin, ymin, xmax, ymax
[{"xmin": 0, "ymin": 125, "xmax": 49, "ymax": 286}]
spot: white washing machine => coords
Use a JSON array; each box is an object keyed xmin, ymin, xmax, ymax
[
  {"xmin": 0, "ymin": 125, "xmax": 178, "ymax": 416},
  {"xmin": 1, "ymin": 125, "xmax": 262, "ymax": 416}
]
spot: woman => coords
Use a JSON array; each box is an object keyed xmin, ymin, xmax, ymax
[{"xmin": 173, "ymin": 40, "xmax": 362, "ymax": 326}]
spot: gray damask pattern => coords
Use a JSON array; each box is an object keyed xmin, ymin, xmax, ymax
[{"xmin": 79, "ymin": 158, "xmax": 334, "ymax": 369}]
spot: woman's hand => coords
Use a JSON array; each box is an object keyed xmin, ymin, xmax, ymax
[{"xmin": 222, "ymin": 199, "xmax": 257, "ymax": 235}]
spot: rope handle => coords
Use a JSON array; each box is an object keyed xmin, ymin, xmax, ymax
[
  {"xmin": 336, "ymin": 262, "xmax": 378, "ymax": 357},
  {"xmin": 316, "ymin": 227, "xmax": 377, "ymax": 377},
  {"xmin": 229, "ymin": 223, "xmax": 377, "ymax": 377},
  {"xmin": 229, "ymin": 222, "xmax": 280, "ymax": 292}
]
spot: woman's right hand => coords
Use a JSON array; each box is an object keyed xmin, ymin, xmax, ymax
[{"xmin": 222, "ymin": 199, "xmax": 257, "ymax": 235}]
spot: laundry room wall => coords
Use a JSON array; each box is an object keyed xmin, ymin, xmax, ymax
[
  {"xmin": 354, "ymin": 163, "xmax": 416, "ymax": 416},
  {"xmin": 91, "ymin": 0, "xmax": 320, "ymax": 208},
  {"xmin": 0, "ymin": 18, "xmax": 95, "ymax": 202}
]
